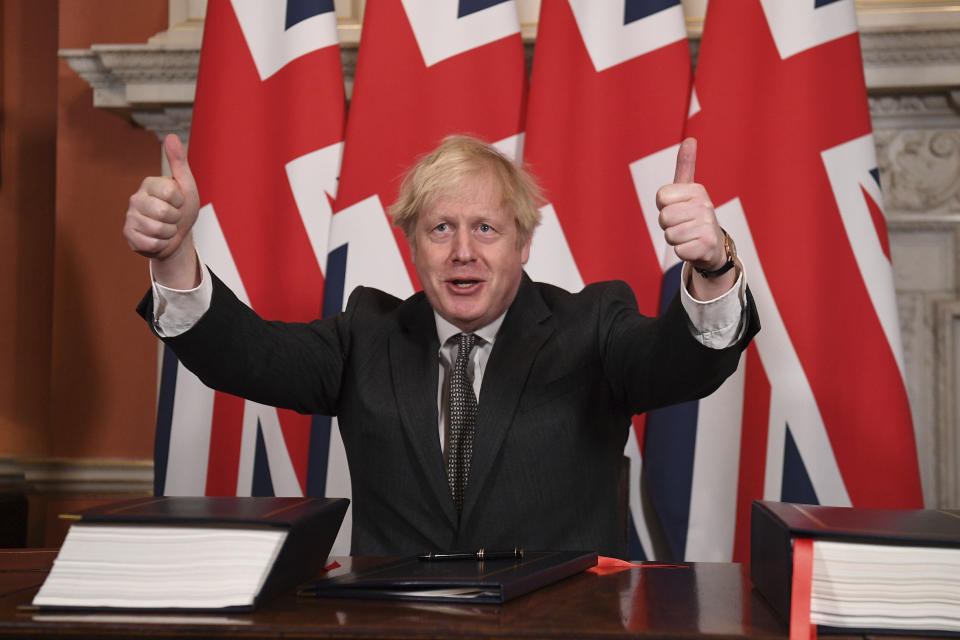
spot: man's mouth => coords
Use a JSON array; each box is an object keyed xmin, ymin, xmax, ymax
[{"xmin": 449, "ymin": 279, "xmax": 480, "ymax": 289}]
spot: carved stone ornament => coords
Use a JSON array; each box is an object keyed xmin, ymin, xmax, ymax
[
  {"xmin": 59, "ymin": 45, "xmax": 200, "ymax": 140},
  {"xmin": 875, "ymin": 129, "xmax": 960, "ymax": 213},
  {"xmin": 861, "ymin": 29, "xmax": 960, "ymax": 68},
  {"xmin": 870, "ymin": 93, "xmax": 960, "ymax": 128}
]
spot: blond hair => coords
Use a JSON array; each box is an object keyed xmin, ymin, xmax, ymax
[{"xmin": 389, "ymin": 135, "xmax": 542, "ymax": 248}]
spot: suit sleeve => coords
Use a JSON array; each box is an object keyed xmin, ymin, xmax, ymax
[
  {"xmin": 136, "ymin": 270, "xmax": 356, "ymax": 415},
  {"xmin": 598, "ymin": 280, "xmax": 760, "ymax": 416}
]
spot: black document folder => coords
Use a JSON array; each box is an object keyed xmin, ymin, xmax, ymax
[
  {"xmin": 32, "ymin": 497, "xmax": 349, "ymax": 612},
  {"xmin": 301, "ymin": 550, "xmax": 597, "ymax": 603}
]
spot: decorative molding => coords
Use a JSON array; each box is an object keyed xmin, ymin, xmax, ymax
[
  {"xmin": 132, "ymin": 107, "xmax": 194, "ymax": 143},
  {"xmin": 58, "ymin": 7, "xmax": 960, "ymax": 133},
  {"xmin": 862, "ymin": 29, "xmax": 960, "ymax": 89},
  {"xmin": 875, "ymin": 129, "xmax": 960, "ymax": 213},
  {"xmin": 58, "ymin": 45, "xmax": 358, "ymax": 133},
  {"xmin": 0, "ymin": 458, "xmax": 153, "ymax": 496},
  {"xmin": 937, "ymin": 300, "xmax": 960, "ymax": 505},
  {"xmin": 870, "ymin": 93, "xmax": 960, "ymax": 131},
  {"xmin": 60, "ymin": 46, "xmax": 199, "ymax": 113},
  {"xmin": 887, "ymin": 216, "xmax": 960, "ymax": 509},
  {"xmin": 892, "ymin": 289, "xmax": 933, "ymax": 504},
  {"xmin": 862, "ymin": 29, "xmax": 960, "ymax": 66}
]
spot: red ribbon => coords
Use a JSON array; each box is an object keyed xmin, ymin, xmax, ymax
[
  {"xmin": 790, "ymin": 538, "xmax": 816, "ymax": 640},
  {"xmin": 587, "ymin": 556, "xmax": 688, "ymax": 575}
]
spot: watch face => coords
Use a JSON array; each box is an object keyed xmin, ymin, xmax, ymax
[{"xmin": 724, "ymin": 231, "xmax": 737, "ymax": 261}]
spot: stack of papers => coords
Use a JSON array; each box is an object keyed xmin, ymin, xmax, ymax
[
  {"xmin": 810, "ymin": 540, "xmax": 960, "ymax": 632},
  {"xmin": 34, "ymin": 523, "xmax": 288, "ymax": 610}
]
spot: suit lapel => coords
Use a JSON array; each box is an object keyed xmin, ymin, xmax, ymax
[
  {"xmin": 461, "ymin": 275, "xmax": 554, "ymax": 522},
  {"xmin": 389, "ymin": 294, "xmax": 457, "ymax": 529}
]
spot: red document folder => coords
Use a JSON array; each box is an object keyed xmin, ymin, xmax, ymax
[{"xmin": 750, "ymin": 500, "xmax": 960, "ymax": 635}]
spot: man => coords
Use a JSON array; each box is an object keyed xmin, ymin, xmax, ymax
[{"xmin": 124, "ymin": 134, "xmax": 758, "ymax": 558}]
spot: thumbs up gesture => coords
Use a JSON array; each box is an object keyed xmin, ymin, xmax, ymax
[
  {"xmin": 656, "ymin": 138, "xmax": 734, "ymax": 295},
  {"xmin": 123, "ymin": 134, "xmax": 201, "ymax": 287}
]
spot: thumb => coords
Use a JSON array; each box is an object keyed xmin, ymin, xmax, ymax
[
  {"xmin": 673, "ymin": 137, "xmax": 697, "ymax": 184},
  {"xmin": 164, "ymin": 134, "xmax": 196, "ymax": 193}
]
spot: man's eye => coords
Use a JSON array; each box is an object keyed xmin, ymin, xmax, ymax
[
  {"xmin": 478, "ymin": 224, "xmax": 492, "ymax": 233},
  {"xmin": 435, "ymin": 223, "xmax": 448, "ymax": 232}
]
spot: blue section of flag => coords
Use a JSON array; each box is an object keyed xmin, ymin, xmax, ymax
[
  {"xmin": 624, "ymin": 0, "xmax": 680, "ymax": 25},
  {"xmin": 656, "ymin": 263, "xmax": 682, "ymax": 315},
  {"xmin": 814, "ymin": 0, "xmax": 844, "ymax": 7},
  {"xmin": 641, "ymin": 263, "xmax": 699, "ymax": 560},
  {"xmin": 457, "ymin": 0, "xmax": 510, "ymax": 19},
  {"xmin": 644, "ymin": 400, "xmax": 699, "ymax": 559},
  {"xmin": 252, "ymin": 420, "xmax": 276, "ymax": 497},
  {"xmin": 153, "ymin": 345, "xmax": 180, "ymax": 496},
  {"xmin": 322, "ymin": 244, "xmax": 349, "ymax": 318},
  {"xmin": 869, "ymin": 167, "xmax": 880, "ymax": 187},
  {"xmin": 781, "ymin": 424, "xmax": 819, "ymax": 504},
  {"xmin": 285, "ymin": 0, "xmax": 334, "ymax": 30}
]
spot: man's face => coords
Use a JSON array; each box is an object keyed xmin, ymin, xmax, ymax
[{"xmin": 412, "ymin": 172, "xmax": 531, "ymax": 333}]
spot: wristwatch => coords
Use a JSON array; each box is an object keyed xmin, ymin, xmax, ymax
[{"xmin": 694, "ymin": 229, "xmax": 737, "ymax": 278}]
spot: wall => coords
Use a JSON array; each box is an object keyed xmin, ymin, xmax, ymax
[
  {"xmin": 0, "ymin": 0, "xmax": 58, "ymax": 458},
  {"xmin": 50, "ymin": 0, "xmax": 167, "ymax": 460},
  {"xmin": 0, "ymin": 0, "xmax": 167, "ymax": 546}
]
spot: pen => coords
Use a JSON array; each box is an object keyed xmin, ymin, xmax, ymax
[{"xmin": 418, "ymin": 547, "xmax": 524, "ymax": 561}]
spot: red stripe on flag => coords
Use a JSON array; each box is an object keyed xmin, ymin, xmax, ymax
[
  {"xmin": 205, "ymin": 392, "xmax": 245, "ymax": 496},
  {"xmin": 733, "ymin": 345, "xmax": 770, "ymax": 564},
  {"xmin": 632, "ymin": 415, "xmax": 647, "ymax": 456},
  {"xmin": 860, "ymin": 185, "xmax": 891, "ymax": 261}
]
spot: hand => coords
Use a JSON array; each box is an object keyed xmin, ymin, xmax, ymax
[
  {"xmin": 123, "ymin": 134, "xmax": 201, "ymax": 287},
  {"xmin": 656, "ymin": 138, "xmax": 726, "ymax": 274}
]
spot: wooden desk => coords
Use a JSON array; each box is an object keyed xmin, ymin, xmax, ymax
[{"xmin": 0, "ymin": 550, "xmax": 812, "ymax": 639}]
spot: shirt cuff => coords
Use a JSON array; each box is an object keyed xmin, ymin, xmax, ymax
[
  {"xmin": 679, "ymin": 261, "xmax": 747, "ymax": 350},
  {"xmin": 150, "ymin": 257, "xmax": 213, "ymax": 337}
]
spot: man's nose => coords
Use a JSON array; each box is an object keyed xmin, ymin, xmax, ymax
[{"xmin": 451, "ymin": 228, "xmax": 476, "ymax": 262}]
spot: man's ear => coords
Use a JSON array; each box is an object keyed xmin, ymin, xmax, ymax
[{"xmin": 520, "ymin": 234, "xmax": 532, "ymax": 265}]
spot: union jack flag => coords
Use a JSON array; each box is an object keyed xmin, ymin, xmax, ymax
[
  {"xmin": 644, "ymin": 0, "xmax": 923, "ymax": 562},
  {"xmin": 154, "ymin": 0, "xmax": 345, "ymax": 504},
  {"xmin": 317, "ymin": 0, "xmax": 528, "ymax": 554},
  {"xmin": 523, "ymin": 0, "xmax": 692, "ymax": 559}
]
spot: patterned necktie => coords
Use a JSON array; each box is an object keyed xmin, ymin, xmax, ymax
[{"xmin": 447, "ymin": 332, "xmax": 478, "ymax": 513}]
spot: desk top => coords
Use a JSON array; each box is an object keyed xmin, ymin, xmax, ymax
[{"xmin": 0, "ymin": 550, "xmax": 819, "ymax": 640}]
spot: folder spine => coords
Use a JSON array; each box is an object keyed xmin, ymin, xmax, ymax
[{"xmin": 750, "ymin": 500, "xmax": 794, "ymax": 624}]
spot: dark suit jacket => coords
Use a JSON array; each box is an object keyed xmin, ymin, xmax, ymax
[{"xmin": 139, "ymin": 271, "xmax": 758, "ymax": 558}]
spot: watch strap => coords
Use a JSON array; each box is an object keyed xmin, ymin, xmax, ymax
[{"xmin": 694, "ymin": 230, "xmax": 735, "ymax": 278}]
